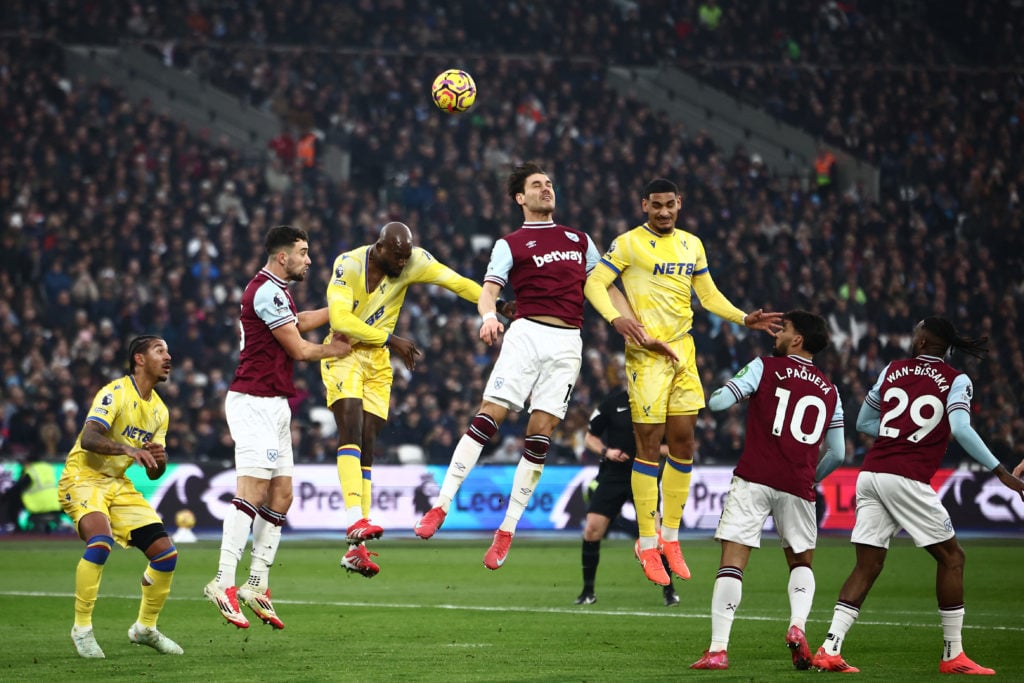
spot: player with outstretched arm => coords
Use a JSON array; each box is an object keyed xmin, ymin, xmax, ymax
[
  {"xmin": 690, "ymin": 310, "xmax": 845, "ymax": 671},
  {"xmin": 415, "ymin": 161, "xmax": 670, "ymax": 569}
]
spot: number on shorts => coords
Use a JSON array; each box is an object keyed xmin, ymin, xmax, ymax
[
  {"xmin": 772, "ymin": 387, "xmax": 828, "ymax": 444},
  {"xmin": 877, "ymin": 387, "xmax": 943, "ymax": 442},
  {"xmin": 563, "ymin": 383, "xmax": 574, "ymax": 405}
]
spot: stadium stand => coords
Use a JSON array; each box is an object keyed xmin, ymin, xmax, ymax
[{"xmin": 0, "ymin": 0, "xmax": 1021, "ymax": 474}]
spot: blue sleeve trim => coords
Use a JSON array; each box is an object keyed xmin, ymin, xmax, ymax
[{"xmin": 86, "ymin": 416, "xmax": 111, "ymax": 430}]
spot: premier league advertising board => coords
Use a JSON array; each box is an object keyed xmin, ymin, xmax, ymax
[{"xmin": 5, "ymin": 462, "xmax": 1021, "ymax": 534}]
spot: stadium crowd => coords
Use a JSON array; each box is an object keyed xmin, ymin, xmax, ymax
[{"xmin": 1, "ymin": 0, "xmax": 1022, "ymax": 475}]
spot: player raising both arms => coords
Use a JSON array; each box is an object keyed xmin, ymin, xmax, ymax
[
  {"xmin": 812, "ymin": 317, "xmax": 1024, "ymax": 675},
  {"xmin": 585, "ymin": 178, "xmax": 782, "ymax": 586},
  {"xmin": 323, "ymin": 221, "xmax": 503, "ymax": 577},
  {"xmin": 415, "ymin": 161, "xmax": 666, "ymax": 569}
]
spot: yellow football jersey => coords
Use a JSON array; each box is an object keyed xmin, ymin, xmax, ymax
[
  {"xmin": 600, "ymin": 224, "xmax": 707, "ymax": 342},
  {"xmin": 326, "ymin": 245, "xmax": 482, "ymax": 345},
  {"xmin": 63, "ymin": 375, "xmax": 169, "ymax": 479}
]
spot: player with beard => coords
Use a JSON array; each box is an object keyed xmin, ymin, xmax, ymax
[
  {"xmin": 585, "ymin": 178, "xmax": 782, "ymax": 587},
  {"xmin": 414, "ymin": 161, "xmax": 667, "ymax": 570},
  {"xmin": 205, "ymin": 225, "xmax": 351, "ymax": 630},
  {"xmin": 689, "ymin": 310, "xmax": 845, "ymax": 670}
]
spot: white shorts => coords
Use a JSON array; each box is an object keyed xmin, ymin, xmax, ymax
[
  {"xmin": 851, "ymin": 471, "xmax": 954, "ymax": 548},
  {"xmin": 715, "ymin": 476, "xmax": 817, "ymax": 553},
  {"xmin": 483, "ymin": 318, "xmax": 582, "ymax": 419},
  {"xmin": 225, "ymin": 391, "xmax": 295, "ymax": 479}
]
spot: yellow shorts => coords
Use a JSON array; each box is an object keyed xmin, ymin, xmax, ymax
[
  {"xmin": 626, "ymin": 334, "xmax": 704, "ymax": 424},
  {"xmin": 58, "ymin": 472, "xmax": 162, "ymax": 548},
  {"xmin": 321, "ymin": 345, "xmax": 392, "ymax": 419}
]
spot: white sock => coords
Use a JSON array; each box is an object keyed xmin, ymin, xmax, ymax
[
  {"xmin": 638, "ymin": 535, "xmax": 658, "ymax": 551},
  {"xmin": 709, "ymin": 569, "xmax": 743, "ymax": 651},
  {"xmin": 498, "ymin": 458, "xmax": 543, "ymax": 532},
  {"xmin": 216, "ymin": 504, "xmax": 254, "ymax": 588},
  {"xmin": 248, "ymin": 514, "xmax": 283, "ymax": 590},
  {"xmin": 788, "ymin": 565, "xmax": 815, "ymax": 632},
  {"xmin": 940, "ymin": 606, "xmax": 965, "ymax": 661},
  {"xmin": 661, "ymin": 527, "xmax": 679, "ymax": 543},
  {"xmin": 822, "ymin": 603, "xmax": 860, "ymax": 654},
  {"xmin": 437, "ymin": 433, "xmax": 487, "ymax": 512},
  {"xmin": 345, "ymin": 504, "xmax": 363, "ymax": 528}
]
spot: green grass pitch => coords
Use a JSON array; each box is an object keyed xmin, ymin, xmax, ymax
[{"xmin": 0, "ymin": 534, "xmax": 1020, "ymax": 681}]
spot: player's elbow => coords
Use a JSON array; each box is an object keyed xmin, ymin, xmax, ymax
[
  {"xmin": 855, "ymin": 412, "xmax": 879, "ymax": 435},
  {"xmin": 706, "ymin": 390, "xmax": 733, "ymax": 412}
]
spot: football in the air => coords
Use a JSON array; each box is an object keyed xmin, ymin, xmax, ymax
[
  {"xmin": 174, "ymin": 508, "xmax": 196, "ymax": 529},
  {"xmin": 431, "ymin": 69, "xmax": 477, "ymax": 114}
]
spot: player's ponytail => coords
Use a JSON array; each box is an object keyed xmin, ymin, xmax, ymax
[{"xmin": 921, "ymin": 317, "xmax": 988, "ymax": 359}]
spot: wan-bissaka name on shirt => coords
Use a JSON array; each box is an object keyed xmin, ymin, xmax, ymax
[{"xmin": 885, "ymin": 364, "xmax": 951, "ymax": 393}]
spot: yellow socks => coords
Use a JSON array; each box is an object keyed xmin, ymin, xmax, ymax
[
  {"xmin": 631, "ymin": 457, "xmax": 661, "ymax": 538},
  {"xmin": 336, "ymin": 444, "xmax": 363, "ymax": 519},
  {"xmin": 661, "ymin": 454, "xmax": 693, "ymax": 531}
]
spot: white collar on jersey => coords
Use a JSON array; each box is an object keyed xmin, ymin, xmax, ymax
[
  {"xmin": 521, "ymin": 221, "xmax": 556, "ymax": 229},
  {"xmin": 259, "ymin": 268, "xmax": 288, "ymax": 287}
]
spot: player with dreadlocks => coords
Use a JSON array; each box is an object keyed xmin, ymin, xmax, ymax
[
  {"xmin": 811, "ymin": 317, "xmax": 1024, "ymax": 675},
  {"xmin": 59, "ymin": 335, "xmax": 183, "ymax": 658}
]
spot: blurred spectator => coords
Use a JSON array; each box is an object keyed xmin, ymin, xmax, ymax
[{"xmin": 0, "ymin": 0, "xmax": 1020, "ymax": 473}]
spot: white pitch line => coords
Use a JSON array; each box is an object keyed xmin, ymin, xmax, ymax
[{"xmin": 3, "ymin": 591, "xmax": 1022, "ymax": 632}]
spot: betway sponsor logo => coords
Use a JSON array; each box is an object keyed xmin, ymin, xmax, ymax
[{"xmin": 531, "ymin": 249, "xmax": 582, "ymax": 268}]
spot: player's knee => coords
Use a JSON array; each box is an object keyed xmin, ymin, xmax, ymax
[
  {"xmin": 270, "ymin": 489, "xmax": 294, "ymax": 511},
  {"xmin": 669, "ymin": 437, "xmax": 696, "ymax": 458},
  {"xmin": 129, "ymin": 522, "xmax": 169, "ymax": 553},
  {"xmin": 82, "ymin": 535, "xmax": 114, "ymax": 565},
  {"xmin": 940, "ymin": 543, "xmax": 965, "ymax": 572},
  {"xmin": 337, "ymin": 429, "xmax": 362, "ymax": 447},
  {"xmin": 857, "ymin": 554, "xmax": 885, "ymax": 576}
]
